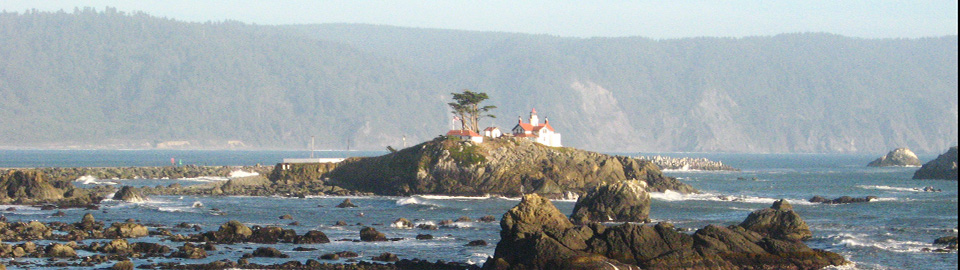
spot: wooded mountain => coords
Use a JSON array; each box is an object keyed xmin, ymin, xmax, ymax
[{"xmin": 1, "ymin": 9, "xmax": 956, "ymax": 153}]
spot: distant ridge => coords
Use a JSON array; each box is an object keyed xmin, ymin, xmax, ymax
[{"xmin": 1, "ymin": 10, "xmax": 956, "ymax": 153}]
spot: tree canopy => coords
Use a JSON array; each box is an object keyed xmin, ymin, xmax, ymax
[{"xmin": 448, "ymin": 90, "xmax": 496, "ymax": 133}]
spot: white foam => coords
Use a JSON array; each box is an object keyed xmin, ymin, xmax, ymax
[
  {"xmin": 416, "ymin": 195, "xmax": 491, "ymax": 200},
  {"xmin": 179, "ymin": 176, "xmax": 229, "ymax": 182},
  {"xmin": 74, "ymin": 175, "xmax": 118, "ymax": 185},
  {"xmin": 229, "ymin": 170, "xmax": 259, "ymax": 178},
  {"xmin": 832, "ymin": 233, "xmax": 932, "ymax": 253},
  {"xmin": 857, "ymin": 185, "xmax": 918, "ymax": 192},
  {"xmin": 649, "ymin": 190, "xmax": 815, "ymax": 205},
  {"xmin": 396, "ymin": 197, "xmax": 440, "ymax": 207}
]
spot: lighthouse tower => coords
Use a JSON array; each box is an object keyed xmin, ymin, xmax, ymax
[{"xmin": 529, "ymin": 108, "xmax": 539, "ymax": 126}]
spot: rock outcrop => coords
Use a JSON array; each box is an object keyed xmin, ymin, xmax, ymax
[
  {"xmin": 326, "ymin": 137, "xmax": 696, "ymax": 198},
  {"xmin": 570, "ymin": 180, "xmax": 651, "ymax": 224},
  {"xmin": 868, "ymin": 148, "xmax": 922, "ymax": 167},
  {"xmin": 484, "ymin": 194, "xmax": 844, "ymax": 270},
  {"xmin": 113, "ymin": 186, "xmax": 146, "ymax": 203},
  {"xmin": 0, "ymin": 169, "xmax": 107, "ymax": 207},
  {"xmin": 913, "ymin": 146, "xmax": 958, "ymax": 180},
  {"xmin": 738, "ymin": 199, "xmax": 811, "ymax": 241}
]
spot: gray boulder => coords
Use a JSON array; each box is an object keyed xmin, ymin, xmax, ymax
[
  {"xmin": 571, "ymin": 180, "xmax": 651, "ymax": 224},
  {"xmin": 868, "ymin": 148, "xmax": 922, "ymax": 167}
]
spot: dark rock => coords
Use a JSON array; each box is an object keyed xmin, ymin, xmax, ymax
[
  {"xmin": 112, "ymin": 260, "xmax": 133, "ymax": 270},
  {"xmin": 170, "ymin": 243, "xmax": 207, "ymax": 259},
  {"xmin": 336, "ymin": 251, "xmax": 359, "ymax": 258},
  {"xmin": 868, "ymin": 148, "xmax": 923, "ymax": 167},
  {"xmin": 417, "ymin": 223, "xmax": 438, "ymax": 230},
  {"xmin": 336, "ymin": 198, "xmax": 358, "ymax": 208},
  {"xmin": 251, "ymin": 247, "xmax": 287, "ymax": 258},
  {"xmin": 371, "ymin": 252, "xmax": 398, "ymax": 262},
  {"xmin": 293, "ymin": 247, "xmax": 317, "ymax": 251},
  {"xmin": 571, "ymin": 180, "xmax": 651, "ymax": 224},
  {"xmin": 913, "ymin": 146, "xmax": 958, "ymax": 180},
  {"xmin": 811, "ymin": 196, "xmax": 878, "ymax": 204},
  {"xmin": 44, "ymin": 243, "xmax": 76, "ymax": 257},
  {"xmin": 456, "ymin": 216, "xmax": 473, "ymax": 222},
  {"xmin": 739, "ymin": 199, "xmax": 811, "ymax": 241},
  {"xmin": 294, "ymin": 230, "xmax": 330, "ymax": 244},
  {"xmin": 279, "ymin": 214, "xmax": 293, "ymax": 219},
  {"xmin": 466, "ymin": 240, "xmax": 487, "ymax": 246},
  {"xmin": 52, "ymin": 210, "xmax": 66, "ymax": 217},
  {"xmin": 320, "ymin": 253, "xmax": 339, "ymax": 260},
  {"xmin": 934, "ymin": 236, "xmax": 958, "ymax": 250},
  {"xmin": 131, "ymin": 242, "xmax": 171, "ymax": 255},
  {"xmin": 478, "ymin": 215, "xmax": 497, "ymax": 222},
  {"xmin": 103, "ymin": 222, "xmax": 149, "ymax": 238},
  {"xmin": 248, "ymin": 226, "xmax": 297, "ymax": 244},
  {"xmin": 334, "ymin": 220, "xmax": 348, "ymax": 226},
  {"xmin": 215, "ymin": 220, "xmax": 253, "ymax": 242},
  {"xmin": 113, "ymin": 186, "xmax": 146, "ymax": 203},
  {"xmin": 416, "ymin": 234, "xmax": 434, "ymax": 240},
  {"xmin": 360, "ymin": 227, "xmax": 387, "ymax": 241}
]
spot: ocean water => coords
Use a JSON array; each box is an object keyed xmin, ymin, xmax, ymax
[{"xmin": 0, "ymin": 150, "xmax": 956, "ymax": 270}]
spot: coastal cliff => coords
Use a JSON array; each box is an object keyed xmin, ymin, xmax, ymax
[
  {"xmin": 913, "ymin": 146, "xmax": 958, "ymax": 180},
  {"xmin": 325, "ymin": 137, "xmax": 696, "ymax": 198}
]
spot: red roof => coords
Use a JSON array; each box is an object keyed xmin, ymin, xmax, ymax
[
  {"xmin": 515, "ymin": 123, "xmax": 535, "ymax": 131},
  {"xmin": 447, "ymin": 130, "xmax": 482, "ymax": 137},
  {"xmin": 533, "ymin": 122, "xmax": 554, "ymax": 132}
]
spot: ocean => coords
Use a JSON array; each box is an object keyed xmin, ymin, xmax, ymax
[{"xmin": 0, "ymin": 150, "xmax": 956, "ymax": 269}]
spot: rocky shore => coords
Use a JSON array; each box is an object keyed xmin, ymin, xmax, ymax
[
  {"xmin": 913, "ymin": 146, "xmax": 958, "ymax": 180},
  {"xmin": 637, "ymin": 155, "xmax": 739, "ymax": 171}
]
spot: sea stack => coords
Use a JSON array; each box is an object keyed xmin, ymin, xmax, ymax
[
  {"xmin": 867, "ymin": 148, "xmax": 922, "ymax": 167},
  {"xmin": 913, "ymin": 146, "xmax": 958, "ymax": 180}
]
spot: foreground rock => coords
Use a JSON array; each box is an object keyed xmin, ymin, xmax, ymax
[
  {"xmin": 868, "ymin": 148, "xmax": 923, "ymax": 167},
  {"xmin": 913, "ymin": 146, "xmax": 958, "ymax": 180},
  {"xmin": 571, "ymin": 180, "xmax": 651, "ymax": 224},
  {"xmin": 484, "ymin": 194, "xmax": 845, "ymax": 270},
  {"xmin": 326, "ymin": 137, "xmax": 696, "ymax": 198}
]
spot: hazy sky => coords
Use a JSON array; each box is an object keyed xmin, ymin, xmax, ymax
[{"xmin": 3, "ymin": 0, "xmax": 957, "ymax": 38}]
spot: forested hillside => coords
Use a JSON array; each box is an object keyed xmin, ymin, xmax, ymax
[{"xmin": 1, "ymin": 9, "xmax": 956, "ymax": 153}]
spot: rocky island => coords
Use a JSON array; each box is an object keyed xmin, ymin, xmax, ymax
[
  {"xmin": 867, "ymin": 148, "xmax": 923, "ymax": 167},
  {"xmin": 325, "ymin": 136, "xmax": 697, "ymax": 198},
  {"xmin": 913, "ymin": 146, "xmax": 958, "ymax": 180}
]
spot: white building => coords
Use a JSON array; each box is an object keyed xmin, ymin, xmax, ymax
[
  {"xmin": 483, "ymin": 127, "xmax": 503, "ymax": 138},
  {"xmin": 511, "ymin": 108, "xmax": 562, "ymax": 147}
]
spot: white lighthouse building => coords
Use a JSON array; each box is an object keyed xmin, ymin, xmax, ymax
[{"xmin": 511, "ymin": 109, "xmax": 562, "ymax": 147}]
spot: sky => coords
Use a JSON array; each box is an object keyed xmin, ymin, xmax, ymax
[{"xmin": 2, "ymin": 0, "xmax": 958, "ymax": 39}]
